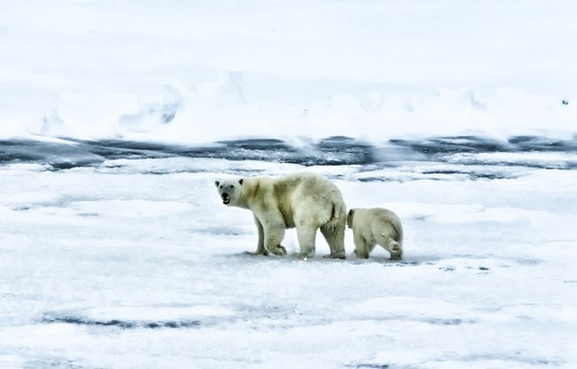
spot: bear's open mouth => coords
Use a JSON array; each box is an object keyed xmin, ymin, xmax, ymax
[{"xmin": 222, "ymin": 198, "xmax": 230, "ymax": 205}]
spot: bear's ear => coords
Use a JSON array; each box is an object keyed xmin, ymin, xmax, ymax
[
  {"xmin": 238, "ymin": 178, "xmax": 244, "ymax": 186},
  {"xmin": 215, "ymin": 180, "xmax": 220, "ymax": 187}
]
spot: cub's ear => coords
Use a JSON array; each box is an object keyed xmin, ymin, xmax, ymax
[
  {"xmin": 215, "ymin": 180, "xmax": 220, "ymax": 187},
  {"xmin": 239, "ymin": 178, "xmax": 244, "ymax": 185}
]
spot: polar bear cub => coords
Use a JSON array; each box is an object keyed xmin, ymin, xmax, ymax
[
  {"xmin": 215, "ymin": 172, "xmax": 347, "ymax": 259},
  {"xmin": 347, "ymin": 207, "xmax": 403, "ymax": 260}
]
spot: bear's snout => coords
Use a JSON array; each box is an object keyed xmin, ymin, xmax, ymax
[{"xmin": 221, "ymin": 193, "xmax": 231, "ymax": 205}]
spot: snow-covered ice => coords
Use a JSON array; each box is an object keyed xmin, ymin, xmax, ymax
[
  {"xmin": 1, "ymin": 156, "xmax": 576, "ymax": 368},
  {"xmin": 1, "ymin": 0, "xmax": 577, "ymax": 368}
]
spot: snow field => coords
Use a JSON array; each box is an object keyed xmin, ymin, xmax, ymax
[{"xmin": 0, "ymin": 159, "xmax": 575, "ymax": 368}]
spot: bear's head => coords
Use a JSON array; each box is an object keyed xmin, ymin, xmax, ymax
[
  {"xmin": 215, "ymin": 178, "xmax": 244, "ymax": 206},
  {"xmin": 346, "ymin": 209, "xmax": 355, "ymax": 229}
]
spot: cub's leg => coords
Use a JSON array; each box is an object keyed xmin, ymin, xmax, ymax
[
  {"xmin": 353, "ymin": 232, "xmax": 371, "ymax": 259},
  {"xmin": 353, "ymin": 243, "xmax": 376, "ymax": 257},
  {"xmin": 376, "ymin": 232, "xmax": 403, "ymax": 260}
]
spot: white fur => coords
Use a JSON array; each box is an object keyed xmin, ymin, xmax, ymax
[
  {"xmin": 347, "ymin": 207, "xmax": 403, "ymax": 260},
  {"xmin": 215, "ymin": 172, "xmax": 347, "ymax": 259}
]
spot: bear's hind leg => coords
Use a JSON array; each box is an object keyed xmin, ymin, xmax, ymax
[
  {"xmin": 388, "ymin": 240, "xmax": 403, "ymax": 260},
  {"xmin": 295, "ymin": 226, "xmax": 317, "ymax": 258},
  {"xmin": 377, "ymin": 233, "xmax": 403, "ymax": 260},
  {"xmin": 320, "ymin": 222, "xmax": 346, "ymax": 259},
  {"xmin": 264, "ymin": 225, "xmax": 287, "ymax": 256}
]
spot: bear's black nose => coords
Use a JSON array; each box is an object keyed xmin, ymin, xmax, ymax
[{"xmin": 221, "ymin": 193, "xmax": 231, "ymax": 205}]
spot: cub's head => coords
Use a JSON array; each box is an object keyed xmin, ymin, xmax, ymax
[
  {"xmin": 215, "ymin": 178, "xmax": 244, "ymax": 206},
  {"xmin": 346, "ymin": 209, "xmax": 355, "ymax": 229}
]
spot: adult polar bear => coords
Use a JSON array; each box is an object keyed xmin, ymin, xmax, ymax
[{"xmin": 215, "ymin": 172, "xmax": 347, "ymax": 259}]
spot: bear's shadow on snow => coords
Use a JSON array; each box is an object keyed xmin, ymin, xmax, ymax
[
  {"xmin": 217, "ymin": 252, "xmax": 545, "ymax": 275},
  {"xmin": 218, "ymin": 253, "xmax": 473, "ymax": 270}
]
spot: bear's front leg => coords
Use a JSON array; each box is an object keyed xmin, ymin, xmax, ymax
[
  {"xmin": 264, "ymin": 223, "xmax": 287, "ymax": 256},
  {"xmin": 246, "ymin": 215, "xmax": 269, "ymax": 256}
]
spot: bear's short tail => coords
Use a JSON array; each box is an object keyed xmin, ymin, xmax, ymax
[{"xmin": 330, "ymin": 200, "xmax": 345, "ymax": 222}]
